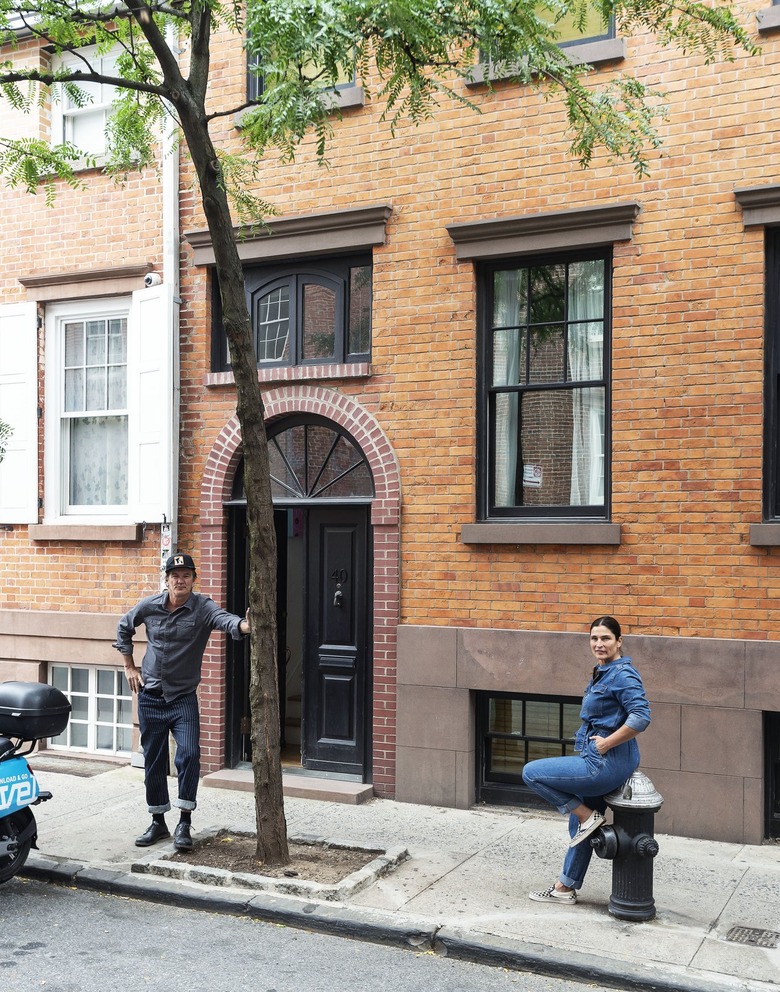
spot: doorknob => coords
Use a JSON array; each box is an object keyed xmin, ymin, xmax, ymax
[{"xmin": 333, "ymin": 588, "xmax": 344, "ymax": 607}]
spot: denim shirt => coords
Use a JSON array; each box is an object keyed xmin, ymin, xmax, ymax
[
  {"xmin": 113, "ymin": 591, "xmax": 245, "ymax": 702},
  {"xmin": 573, "ymin": 656, "xmax": 651, "ymax": 753}
]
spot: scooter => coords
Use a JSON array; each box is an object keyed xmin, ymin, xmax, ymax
[{"xmin": 0, "ymin": 682, "xmax": 71, "ymax": 884}]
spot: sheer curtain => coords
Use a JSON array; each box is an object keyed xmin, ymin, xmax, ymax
[
  {"xmin": 69, "ymin": 416, "xmax": 128, "ymax": 506},
  {"xmin": 567, "ymin": 261, "xmax": 605, "ymax": 505},
  {"xmin": 64, "ymin": 316, "xmax": 128, "ymax": 508},
  {"xmin": 492, "ymin": 270, "xmax": 522, "ymax": 507}
]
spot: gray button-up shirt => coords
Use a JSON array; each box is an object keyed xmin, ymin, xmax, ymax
[{"xmin": 113, "ymin": 591, "xmax": 245, "ymax": 701}]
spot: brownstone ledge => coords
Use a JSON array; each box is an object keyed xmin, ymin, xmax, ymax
[{"xmin": 29, "ymin": 524, "xmax": 143, "ymax": 542}]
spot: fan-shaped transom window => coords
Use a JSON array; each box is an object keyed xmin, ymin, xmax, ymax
[{"xmin": 230, "ymin": 417, "xmax": 374, "ymax": 503}]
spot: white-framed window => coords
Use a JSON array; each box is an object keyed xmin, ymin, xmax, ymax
[
  {"xmin": 49, "ymin": 664, "xmax": 133, "ymax": 755},
  {"xmin": 51, "ymin": 46, "xmax": 119, "ymax": 157},
  {"xmin": 43, "ymin": 286, "xmax": 174, "ymax": 525},
  {"xmin": 59, "ymin": 299, "xmax": 129, "ymax": 514}
]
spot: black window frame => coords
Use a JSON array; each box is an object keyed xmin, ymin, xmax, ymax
[
  {"xmin": 476, "ymin": 691, "xmax": 582, "ymax": 807},
  {"xmin": 211, "ymin": 253, "xmax": 372, "ymax": 373},
  {"xmin": 477, "ymin": 246, "xmax": 613, "ymax": 520},
  {"xmin": 246, "ymin": 45, "xmax": 357, "ymax": 104},
  {"xmin": 556, "ymin": 10, "xmax": 616, "ymax": 48},
  {"xmin": 765, "ymin": 228, "xmax": 780, "ymax": 519}
]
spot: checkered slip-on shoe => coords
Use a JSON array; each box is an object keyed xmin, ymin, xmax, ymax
[
  {"xmin": 528, "ymin": 885, "xmax": 577, "ymax": 904},
  {"xmin": 569, "ymin": 810, "xmax": 606, "ymax": 847}
]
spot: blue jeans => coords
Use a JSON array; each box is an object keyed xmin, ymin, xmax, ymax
[
  {"xmin": 522, "ymin": 739, "xmax": 639, "ymax": 889},
  {"xmin": 138, "ymin": 690, "xmax": 200, "ymax": 814}
]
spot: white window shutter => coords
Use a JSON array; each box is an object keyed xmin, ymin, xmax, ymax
[
  {"xmin": 127, "ymin": 283, "xmax": 174, "ymax": 523},
  {"xmin": 0, "ymin": 302, "xmax": 38, "ymax": 524}
]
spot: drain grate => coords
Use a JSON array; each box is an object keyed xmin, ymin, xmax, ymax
[{"xmin": 725, "ymin": 926, "xmax": 780, "ymax": 949}]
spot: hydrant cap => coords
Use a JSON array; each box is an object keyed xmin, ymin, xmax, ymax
[{"xmin": 605, "ymin": 770, "xmax": 664, "ymax": 810}]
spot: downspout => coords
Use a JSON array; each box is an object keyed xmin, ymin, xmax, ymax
[{"xmin": 162, "ymin": 23, "xmax": 181, "ymax": 569}]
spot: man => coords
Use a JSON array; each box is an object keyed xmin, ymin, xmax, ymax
[{"xmin": 114, "ymin": 553, "xmax": 250, "ymax": 850}]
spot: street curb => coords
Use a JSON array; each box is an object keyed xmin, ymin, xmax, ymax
[
  {"xmin": 244, "ymin": 889, "xmax": 438, "ymax": 950},
  {"xmin": 20, "ymin": 855, "xmax": 778, "ymax": 992},
  {"xmin": 433, "ymin": 928, "xmax": 776, "ymax": 992}
]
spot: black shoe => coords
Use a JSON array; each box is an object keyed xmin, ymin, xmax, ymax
[
  {"xmin": 135, "ymin": 821, "xmax": 171, "ymax": 847},
  {"xmin": 173, "ymin": 822, "xmax": 193, "ymax": 851}
]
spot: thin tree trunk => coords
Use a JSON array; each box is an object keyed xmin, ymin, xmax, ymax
[{"xmin": 177, "ymin": 106, "xmax": 290, "ymax": 866}]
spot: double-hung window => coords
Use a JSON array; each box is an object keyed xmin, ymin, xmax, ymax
[
  {"xmin": 52, "ymin": 46, "xmax": 119, "ymax": 158},
  {"xmin": 42, "ymin": 286, "xmax": 174, "ymax": 526},
  {"xmin": 213, "ymin": 255, "xmax": 372, "ymax": 371},
  {"xmin": 61, "ymin": 307, "xmax": 129, "ymax": 510},
  {"xmin": 480, "ymin": 251, "xmax": 611, "ymax": 518}
]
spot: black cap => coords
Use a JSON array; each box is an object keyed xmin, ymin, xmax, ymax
[{"xmin": 165, "ymin": 553, "xmax": 196, "ymax": 573}]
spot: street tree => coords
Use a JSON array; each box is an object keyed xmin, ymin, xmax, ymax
[{"xmin": 0, "ymin": 0, "xmax": 756, "ymax": 865}]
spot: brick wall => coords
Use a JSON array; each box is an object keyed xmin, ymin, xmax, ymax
[
  {"xmin": 173, "ymin": 12, "xmax": 780, "ymax": 641},
  {"xmin": 2, "ymin": 6, "xmax": 779, "ymax": 825}
]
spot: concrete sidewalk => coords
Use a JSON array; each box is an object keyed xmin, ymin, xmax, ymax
[{"xmin": 19, "ymin": 762, "xmax": 780, "ymax": 992}]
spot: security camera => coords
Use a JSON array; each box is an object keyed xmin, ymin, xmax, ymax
[{"xmin": 144, "ymin": 272, "xmax": 162, "ymax": 288}]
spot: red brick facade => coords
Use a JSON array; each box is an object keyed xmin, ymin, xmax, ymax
[{"xmin": 2, "ymin": 5, "xmax": 780, "ymax": 841}]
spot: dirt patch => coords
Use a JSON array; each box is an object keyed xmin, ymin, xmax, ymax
[{"xmin": 168, "ymin": 833, "xmax": 379, "ymax": 884}]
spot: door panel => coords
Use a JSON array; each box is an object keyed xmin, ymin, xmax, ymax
[
  {"xmin": 304, "ymin": 507, "xmax": 369, "ymax": 776},
  {"xmin": 226, "ymin": 507, "xmax": 289, "ymax": 765}
]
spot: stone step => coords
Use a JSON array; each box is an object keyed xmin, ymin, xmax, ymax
[{"xmin": 201, "ymin": 767, "xmax": 374, "ymax": 805}]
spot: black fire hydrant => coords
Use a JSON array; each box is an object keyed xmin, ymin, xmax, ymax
[{"xmin": 590, "ymin": 770, "xmax": 663, "ymax": 921}]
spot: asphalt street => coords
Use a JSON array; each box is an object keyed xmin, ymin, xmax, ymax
[
  {"xmin": 18, "ymin": 763, "xmax": 780, "ymax": 992},
  {"xmin": 1, "ymin": 877, "xmax": 598, "ymax": 992}
]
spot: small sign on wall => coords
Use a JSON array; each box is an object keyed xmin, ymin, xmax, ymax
[
  {"xmin": 523, "ymin": 464, "xmax": 543, "ymax": 488},
  {"xmin": 159, "ymin": 522, "xmax": 172, "ymax": 589}
]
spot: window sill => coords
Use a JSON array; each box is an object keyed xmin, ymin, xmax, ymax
[
  {"xmin": 465, "ymin": 37, "xmax": 625, "ymax": 87},
  {"xmin": 461, "ymin": 522, "xmax": 621, "ymax": 545},
  {"xmin": 205, "ymin": 362, "xmax": 371, "ymax": 387},
  {"xmin": 29, "ymin": 524, "xmax": 144, "ymax": 542},
  {"xmin": 749, "ymin": 523, "xmax": 780, "ymax": 546},
  {"xmin": 322, "ymin": 85, "xmax": 365, "ymax": 111},
  {"xmin": 757, "ymin": 5, "xmax": 780, "ymax": 33}
]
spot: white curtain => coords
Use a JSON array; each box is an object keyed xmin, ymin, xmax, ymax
[
  {"xmin": 64, "ymin": 316, "xmax": 128, "ymax": 508},
  {"xmin": 568, "ymin": 260, "xmax": 605, "ymax": 505},
  {"xmin": 492, "ymin": 270, "xmax": 522, "ymax": 507},
  {"xmin": 69, "ymin": 415, "xmax": 128, "ymax": 506}
]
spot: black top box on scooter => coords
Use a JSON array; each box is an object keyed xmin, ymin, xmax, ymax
[{"xmin": 0, "ymin": 681, "xmax": 71, "ymax": 740}]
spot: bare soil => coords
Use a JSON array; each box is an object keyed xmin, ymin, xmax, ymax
[{"xmin": 169, "ymin": 833, "xmax": 378, "ymax": 884}]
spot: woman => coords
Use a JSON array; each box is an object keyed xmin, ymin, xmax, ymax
[{"xmin": 521, "ymin": 616, "xmax": 651, "ymax": 905}]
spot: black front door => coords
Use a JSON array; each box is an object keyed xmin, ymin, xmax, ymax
[{"xmin": 303, "ymin": 506, "xmax": 370, "ymax": 777}]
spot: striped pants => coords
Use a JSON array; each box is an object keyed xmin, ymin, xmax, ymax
[{"xmin": 138, "ymin": 690, "xmax": 200, "ymax": 813}]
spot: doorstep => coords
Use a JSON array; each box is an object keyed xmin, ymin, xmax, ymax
[{"xmin": 201, "ymin": 768, "xmax": 374, "ymax": 805}]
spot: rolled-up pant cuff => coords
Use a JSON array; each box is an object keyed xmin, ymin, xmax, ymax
[
  {"xmin": 173, "ymin": 798, "xmax": 197, "ymax": 811},
  {"xmin": 147, "ymin": 802, "xmax": 171, "ymax": 814}
]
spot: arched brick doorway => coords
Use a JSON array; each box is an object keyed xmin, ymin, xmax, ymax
[{"xmin": 198, "ymin": 386, "xmax": 401, "ymax": 796}]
